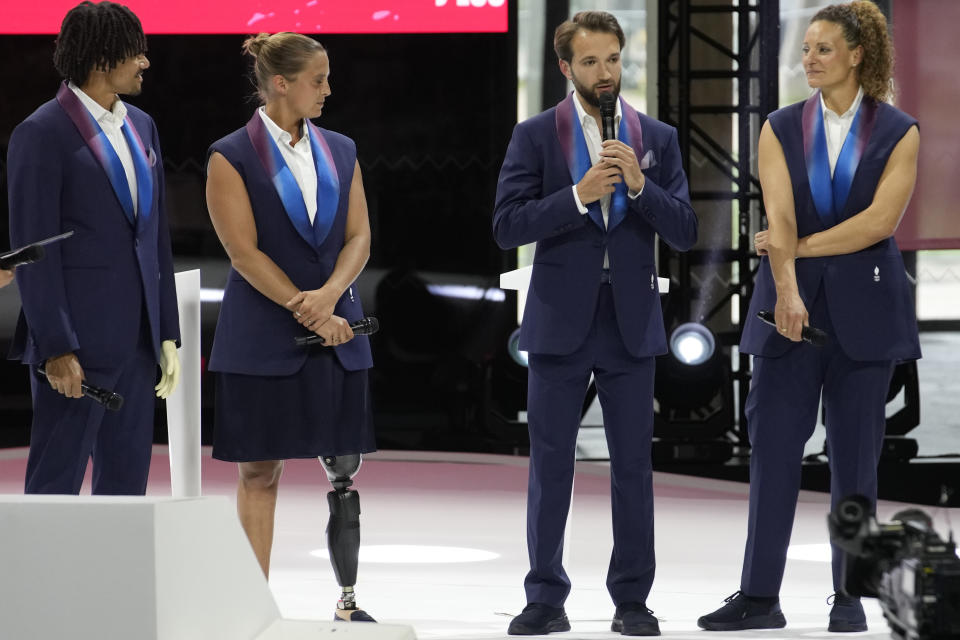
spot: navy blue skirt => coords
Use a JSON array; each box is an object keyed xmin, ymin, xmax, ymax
[{"xmin": 212, "ymin": 348, "xmax": 375, "ymax": 462}]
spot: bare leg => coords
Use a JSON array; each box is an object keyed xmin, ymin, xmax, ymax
[{"xmin": 237, "ymin": 460, "xmax": 284, "ymax": 578}]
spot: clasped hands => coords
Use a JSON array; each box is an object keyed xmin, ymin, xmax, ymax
[
  {"xmin": 285, "ymin": 287, "xmax": 354, "ymax": 346},
  {"xmin": 576, "ymin": 140, "xmax": 645, "ymax": 205}
]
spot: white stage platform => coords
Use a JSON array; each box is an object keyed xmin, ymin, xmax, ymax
[{"xmin": 1, "ymin": 446, "xmax": 950, "ymax": 639}]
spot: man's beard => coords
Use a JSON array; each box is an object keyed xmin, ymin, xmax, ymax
[{"xmin": 570, "ymin": 70, "xmax": 620, "ymax": 108}]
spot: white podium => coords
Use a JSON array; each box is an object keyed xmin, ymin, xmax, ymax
[
  {"xmin": 167, "ymin": 269, "xmax": 202, "ymax": 498},
  {"xmin": 0, "ymin": 495, "xmax": 416, "ymax": 640}
]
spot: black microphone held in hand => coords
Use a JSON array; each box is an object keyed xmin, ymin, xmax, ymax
[
  {"xmin": 0, "ymin": 231, "xmax": 75, "ymax": 270},
  {"xmin": 36, "ymin": 366, "xmax": 124, "ymax": 411},
  {"xmin": 0, "ymin": 244, "xmax": 44, "ymax": 270},
  {"xmin": 757, "ymin": 310, "xmax": 828, "ymax": 347},
  {"xmin": 294, "ymin": 316, "xmax": 380, "ymax": 347},
  {"xmin": 599, "ymin": 91, "xmax": 617, "ymax": 142}
]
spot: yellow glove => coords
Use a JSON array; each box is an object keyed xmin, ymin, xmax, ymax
[{"xmin": 155, "ymin": 340, "xmax": 180, "ymax": 399}]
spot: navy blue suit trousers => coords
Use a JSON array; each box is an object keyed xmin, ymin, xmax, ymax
[
  {"xmin": 740, "ymin": 290, "xmax": 895, "ymax": 596},
  {"xmin": 525, "ymin": 284, "xmax": 656, "ymax": 607}
]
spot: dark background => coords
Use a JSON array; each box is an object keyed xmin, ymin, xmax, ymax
[
  {"xmin": 2, "ymin": 4, "xmax": 957, "ymax": 508},
  {"xmin": 0, "ymin": 28, "xmax": 518, "ymax": 272},
  {"xmin": 0, "ymin": 6, "xmax": 532, "ymax": 451}
]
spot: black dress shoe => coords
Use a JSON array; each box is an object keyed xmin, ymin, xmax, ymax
[
  {"xmin": 611, "ymin": 602, "xmax": 660, "ymax": 636},
  {"xmin": 697, "ymin": 591, "xmax": 787, "ymax": 631},
  {"xmin": 507, "ymin": 603, "xmax": 571, "ymax": 635},
  {"xmin": 828, "ymin": 593, "xmax": 867, "ymax": 632}
]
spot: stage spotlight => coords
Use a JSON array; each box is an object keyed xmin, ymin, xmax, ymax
[
  {"xmin": 507, "ymin": 327, "xmax": 528, "ymax": 367},
  {"xmin": 884, "ymin": 360, "xmax": 920, "ymax": 436},
  {"xmin": 822, "ymin": 361, "xmax": 920, "ymax": 463},
  {"xmin": 653, "ymin": 322, "xmax": 733, "ymax": 462},
  {"xmin": 669, "ymin": 322, "xmax": 716, "ymax": 366}
]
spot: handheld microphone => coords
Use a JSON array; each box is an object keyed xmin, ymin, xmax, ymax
[
  {"xmin": 36, "ymin": 366, "xmax": 124, "ymax": 411},
  {"xmin": 599, "ymin": 91, "xmax": 617, "ymax": 142},
  {"xmin": 757, "ymin": 310, "xmax": 828, "ymax": 347},
  {"xmin": 0, "ymin": 244, "xmax": 44, "ymax": 270},
  {"xmin": 295, "ymin": 316, "xmax": 380, "ymax": 347},
  {"xmin": 0, "ymin": 230, "xmax": 74, "ymax": 270}
]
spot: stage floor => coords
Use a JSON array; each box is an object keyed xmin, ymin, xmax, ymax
[{"xmin": 1, "ymin": 446, "xmax": 951, "ymax": 639}]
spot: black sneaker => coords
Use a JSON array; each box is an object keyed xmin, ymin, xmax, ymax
[
  {"xmin": 697, "ymin": 591, "xmax": 787, "ymax": 631},
  {"xmin": 333, "ymin": 608, "xmax": 376, "ymax": 622},
  {"xmin": 507, "ymin": 603, "xmax": 571, "ymax": 635},
  {"xmin": 611, "ymin": 602, "xmax": 660, "ymax": 636},
  {"xmin": 828, "ymin": 593, "xmax": 867, "ymax": 632}
]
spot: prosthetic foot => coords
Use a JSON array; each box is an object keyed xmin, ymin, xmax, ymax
[{"xmin": 322, "ymin": 455, "xmax": 376, "ymax": 623}]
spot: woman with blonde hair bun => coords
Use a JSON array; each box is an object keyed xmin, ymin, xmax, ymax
[
  {"xmin": 206, "ymin": 31, "xmax": 377, "ymax": 623},
  {"xmin": 699, "ymin": 1, "xmax": 920, "ymax": 633}
]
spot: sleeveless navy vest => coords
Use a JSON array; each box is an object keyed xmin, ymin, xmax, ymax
[
  {"xmin": 741, "ymin": 97, "xmax": 921, "ymax": 361},
  {"xmin": 207, "ymin": 122, "xmax": 372, "ymax": 374}
]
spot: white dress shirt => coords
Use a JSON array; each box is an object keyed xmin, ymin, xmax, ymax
[
  {"xmin": 569, "ymin": 92, "xmax": 642, "ymax": 268},
  {"xmin": 69, "ymin": 82, "xmax": 138, "ymax": 214},
  {"xmin": 820, "ymin": 86, "xmax": 864, "ymax": 177},
  {"xmin": 258, "ymin": 107, "xmax": 318, "ymax": 224}
]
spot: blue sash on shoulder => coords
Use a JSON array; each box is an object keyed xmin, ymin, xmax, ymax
[
  {"xmin": 246, "ymin": 112, "xmax": 340, "ymax": 251},
  {"xmin": 56, "ymin": 82, "xmax": 153, "ymax": 228},
  {"xmin": 555, "ymin": 93, "xmax": 644, "ymax": 232},
  {"xmin": 802, "ymin": 90, "xmax": 877, "ymax": 228}
]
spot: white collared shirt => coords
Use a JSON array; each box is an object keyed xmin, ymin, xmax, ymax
[
  {"xmin": 258, "ymin": 107, "xmax": 318, "ymax": 224},
  {"xmin": 569, "ymin": 92, "xmax": 643, "ymax": 268},
  {"xmin": 69, "ymin": 82, "xmax": 138, "ymax": 214},
  {"xmin": 571, "ymin": 91, "xmax": 622, "ymax": 230},
  {"xmin": 820, "ymin": 86, "xmax": 864, "ymax": 177}
]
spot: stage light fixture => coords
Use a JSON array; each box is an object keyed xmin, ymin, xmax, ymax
[
  {"xmin": 884, "ymin": 361, "xmax": 920, "ymax": 436},
  {"xmin": 669, "ymin": 322, "xmax": 716, "ymax": 366},
  {"xmin": 507, "ymin": 327, "xmax": 528, "ymax": 367},
  {"xmin": 653, "ymin": 322, "xmax": 733, "ymax": 461},
  {"xmin": 822, "ymin": 361, "xmax": 921, "ymax": 463}
]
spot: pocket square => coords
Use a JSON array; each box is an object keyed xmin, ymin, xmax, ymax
[
  {"xmin": 147, "ymin": 148, "xmax": 157, "ymax": 168},
  {"xmin": 639, "ymin": 150, "xmax": 657, "ymax": 170}
]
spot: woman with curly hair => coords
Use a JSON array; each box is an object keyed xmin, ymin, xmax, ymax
[{"xmin": 698, "ymin": 1, "xmax": 920, "ymax": 632}]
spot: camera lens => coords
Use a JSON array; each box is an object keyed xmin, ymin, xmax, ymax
[{"xmin": 839, "ymin": 500, "xmax": 865, "ymax": 523}]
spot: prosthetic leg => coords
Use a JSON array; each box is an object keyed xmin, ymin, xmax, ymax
[{"xmin": 321, "ymin": 454, "xmax": 375, "ymax": 622}]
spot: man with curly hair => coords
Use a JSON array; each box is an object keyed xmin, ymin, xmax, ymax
[{"xmin": 7, "ymin": 1, "xmax": 180, "ymax": 495}]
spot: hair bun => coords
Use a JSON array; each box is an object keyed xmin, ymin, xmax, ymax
[{"xmin": 242, "ymin": 32, "xmax": 272, "ymax": 58}]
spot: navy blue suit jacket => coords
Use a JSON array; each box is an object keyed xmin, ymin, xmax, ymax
[
  {"xmin": 493, "ymin": 98, "xmax": 697, "ymax": 357},
  {"xmin": 7, "ymin": 96, "xmax": 180, "ymax": 368},
  {"xmin": 741, "ymin": 98, "xmax": 921, "ymax": 362},
  {"xmin": 207, "ymin": 121, "xmax": 372, "ymax": 375}
]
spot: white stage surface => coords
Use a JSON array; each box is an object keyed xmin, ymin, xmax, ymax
[{"xmin": 1, "ymin": 446, "xmax": 948, "ymax": 639}]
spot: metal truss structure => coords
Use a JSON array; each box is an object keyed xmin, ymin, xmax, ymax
[{"xmin": 657, "ymin": 0, "xmax": 780, "ymax": 443}]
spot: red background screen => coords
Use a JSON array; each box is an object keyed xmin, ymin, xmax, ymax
[
  {"xmin": 893, "ymin": 0, "xmax": 960, "ymax": 250},
  {"xmin": 1, "ymin": 0, "xmax": 508, "ymax": 35}
]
